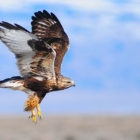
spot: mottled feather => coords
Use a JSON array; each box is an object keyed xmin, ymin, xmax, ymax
[{"xmin": 0, "ymin": 22, "xmax": 56, "ymax": 79}]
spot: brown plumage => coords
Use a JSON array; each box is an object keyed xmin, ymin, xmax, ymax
[
  {"xmin": 31, "ymin": 10, "xmax": 69, "ymax": 75},
  {"xmin": 0, "ymin": 10, "xmax": 75, "ymax": 122}
]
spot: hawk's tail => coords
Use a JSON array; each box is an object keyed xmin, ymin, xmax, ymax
[{"xmin": 0, "ymin": 76, "xmax": 24, "ymax": 90}]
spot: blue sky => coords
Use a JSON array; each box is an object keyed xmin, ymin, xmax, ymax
[{"xmin": 0, "ymin": 0, "xmax": 140, "ymax": 114}]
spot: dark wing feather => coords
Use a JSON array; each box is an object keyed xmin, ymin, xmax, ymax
[
  {"xmin": 0, "ymin": 21, "xmax": 30, "ymax": 32},
  {"xmin": 0, "ymin": 22, "xmax": 56, "ymax": 79},
  {"xmin": 31, "ymin": 10, "xmax": 69, "ymax": 75},
  {"xmin": 14, "ymin": 23, "xmax": 30, "ymax": 32}
]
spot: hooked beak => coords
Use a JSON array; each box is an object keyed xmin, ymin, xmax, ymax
[{"xmin": 72, "ymin": 81, "xmax": 75, "ymax": 87}]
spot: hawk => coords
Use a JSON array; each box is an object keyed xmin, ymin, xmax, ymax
[{"xmin": 0, "ymin": 10, "xmax": 75, "ymax": 122}]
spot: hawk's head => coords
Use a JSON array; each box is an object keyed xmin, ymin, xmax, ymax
[{"xmin": 57, "ymin": 76, "xmax": 75, "ymax": 90}]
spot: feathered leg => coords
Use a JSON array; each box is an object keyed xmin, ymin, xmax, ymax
[{"xmin": 24, "ymin": 94, "xmax": 40, "ymax": 122}]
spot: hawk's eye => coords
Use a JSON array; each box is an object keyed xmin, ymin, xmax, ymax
[{"xmin": 67, "ymin": 81, "xmax": 71, "ymax": 84}]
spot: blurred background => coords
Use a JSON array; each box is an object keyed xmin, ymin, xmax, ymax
[{"xmin": 0, "ymin": 0, "xmax": 140, "ymax": 140}]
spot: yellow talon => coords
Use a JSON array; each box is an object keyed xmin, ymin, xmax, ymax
[
  {"xmin": 38, "ymin": 111, "xmax": 42, "ymax": 118},
  {"xmin": 32, "ymin": 115, "xmax": 37, "ymax": 123},
  {"xmin": 29, "ymin": 109, "xmax": 37, "ymax": 123}
]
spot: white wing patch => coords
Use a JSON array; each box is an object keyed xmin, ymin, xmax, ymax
[
  {"xmin": 0, "ymin": 28, "xmax": 38, "ymax": 54},
  {"xmin": 0, "ymin": 28, "xmax": 38, "ymax": 77},
  {"xmin": 34, "ymin": 76, "xmax": 44, "ymax": 81}
]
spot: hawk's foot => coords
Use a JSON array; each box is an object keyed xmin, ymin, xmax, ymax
[
  {"xmin": 29, "ymin": 110, "xmax": 37, "ymax": 123},
  {"xmin": 36, "ymin": 104, "xmax": 42, "ymax": 119}
]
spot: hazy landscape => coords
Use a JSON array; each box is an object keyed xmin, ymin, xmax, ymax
[{"xmin": 0, "ymin": 115, "xmax": 140, "ymax": 140}]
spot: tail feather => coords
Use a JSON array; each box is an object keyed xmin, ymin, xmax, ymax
[{"xmin": 0, "ymin": 76, "xmax": 24, "ymax": 90}]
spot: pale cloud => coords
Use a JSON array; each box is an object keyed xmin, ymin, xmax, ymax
[
  {"xmin": 0, "ymin": 0, "xmax": 139, "ymax": 17},
  {"xmin": 0, "ymin": 0, "xmax": 23, "ymax": 11},
  {"xmin": 0, "ymin": 0, "xmax": 112, "ymax": 12},
  {"xmin": 28, "ymin": 0, "xmax": 114, "ymax": 12}
]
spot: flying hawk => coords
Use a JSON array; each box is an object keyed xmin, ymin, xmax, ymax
[{"xmin": 0, "ymin": 10, "xmax": 75, "ymax": 122}]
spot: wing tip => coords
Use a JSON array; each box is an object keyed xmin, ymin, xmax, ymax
[
  {"xmin": 0, "ymin": 21, "xmax": 17, "ymax": 30},
  {"xmin": 0, "ymin": 21, "xmax": 29, "ymax": 32},
  {"xmin": 33, "ymin": 10, "xmax": 55, "ymax": 21},
  {"xmin": 32, "ymin": 10, "xmax": 63, "ymax": 30},
  {"xmin": 33, "ymin": 10, "xmax": 51, "ymax": 20}
]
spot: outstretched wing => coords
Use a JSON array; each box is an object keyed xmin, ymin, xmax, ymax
[
  {"xmin": 0, "ymin": 22, "xmax": 56, "ymax": 78},
  {"xmin": 31, "ymin": 10, "xmax": 69, "ymax": 75}
]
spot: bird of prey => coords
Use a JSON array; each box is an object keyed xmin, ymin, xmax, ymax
[{"xmin": 0, "ymin": 10, "xmax": 75, "ymax": 122}]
